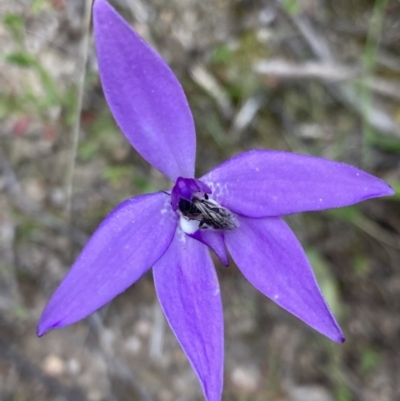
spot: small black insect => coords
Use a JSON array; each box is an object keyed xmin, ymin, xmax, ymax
[{"xmin": 178, "ymin": 194, "xmax": 236, "ymax": 231}]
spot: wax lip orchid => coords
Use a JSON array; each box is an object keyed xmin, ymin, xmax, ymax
[{"xmin": 38, "ymin": 0, "xmax": 394, "ymax": 400}]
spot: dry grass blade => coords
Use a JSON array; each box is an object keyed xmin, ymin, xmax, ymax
[
  {"xmin": 64, "ymin": 0, "xmax": 93, "ymax": 220},
  {"xmin": 287, "ymin": 12, "xmax": 400, "ymax": 138},
  {"xmin": 190, "ymin": 63, "xmax": 234, "ymax": 119},
  {"xmin": 254, "ymin": 60, "xmax": 359, "ymax": 81}
]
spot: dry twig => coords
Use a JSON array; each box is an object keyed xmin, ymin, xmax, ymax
[
  {"xmin": 287, "ymin": 13, "xmax": 400, "ymax": 138},
  {"xmin": 190, "ymin": 63, "xmax": 234, "ymax": 119}
]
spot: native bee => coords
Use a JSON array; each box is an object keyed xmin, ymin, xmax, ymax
[{"xmin": 178, "ymin": 194, "xmax": 237, "ymax": 231}]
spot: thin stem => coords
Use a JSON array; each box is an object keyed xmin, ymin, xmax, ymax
[
  {"xmin": 64, "ymin": 0, "xmax": 93, "ymax": 219},
  {"xmin": 360, "ymin": 0, "xmax": 389, "ymax": 164}
]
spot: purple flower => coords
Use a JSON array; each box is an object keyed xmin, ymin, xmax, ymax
[{"xmin": 38, "ymin": 0, "xmax": 394, "ymax": 400}]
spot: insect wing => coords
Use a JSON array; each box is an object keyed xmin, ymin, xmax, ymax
[{"xmin": 194, "ymin": 198, "xmax": 236, "ymax": 230}]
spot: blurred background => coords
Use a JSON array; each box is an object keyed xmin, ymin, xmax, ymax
[{"xmin": 1, "ymin": 0, "xmax": 400, "ymax": 400}]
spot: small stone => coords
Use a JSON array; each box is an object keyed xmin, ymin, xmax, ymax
[
  {"xmin": 50, "ymin": 187, "xmax": 66, "ymax": 206},
  {"xmin": 230, "ymin": 365, "xmax": 260, "ymax": 393},
  {"xmin": 42, "ymin": 355, "xmax": 64, "ymax": 377},
  {"xmin": 288, "ymin": 385, "xmax": 334, "ymax": 401},
  {"xmin": 134, "ymin": 319, "xmax": 151, "ymax": 337},
  {"xmin": 66, "ymin": 358, "xmax": 81, "ymax": 375},
  {"xmin": 125, "ymin": 336, "xmax": 142, "ymax": 354},
  {"xmin": 25, "ymin": 179, "xmax": 46, "ymax": 202}
]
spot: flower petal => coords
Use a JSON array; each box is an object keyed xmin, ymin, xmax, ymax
[
  {"xmin": 38, "ymin": 192, "xmax": 177, "ymax": 336},
  {"xmin": 225, "ymin": 216, "xmax": 344, "ymax": 342},
  {"xmin": 93, "ymin": 0, "xmax": 196, "ymax": 181},
  {"xmin": 190, "ymin": 230, "xmax": 229, "ymax": 266},
  {"xmin": 153, "ymin": 231, "xmax": 223, "ymax": 401},
  {"xmin": 202, "ymin": 150, "xmax": 394, "ymax": 217}
]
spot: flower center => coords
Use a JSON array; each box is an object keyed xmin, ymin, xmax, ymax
[
  {"xmin": 170, "ymin": 177, "xmax": 237, "ymax": 234},
  {"xmin": 178, "ymin": 193, "xmax": 237, "ymax": 233}
]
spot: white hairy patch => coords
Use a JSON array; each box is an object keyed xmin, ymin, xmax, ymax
[{"xmin": 179, "ymin": 216, "xmax": 200, "ymax": 234}]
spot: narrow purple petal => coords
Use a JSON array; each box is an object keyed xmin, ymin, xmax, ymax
[
  {"xmin": 225, "ymin": 216, "xmax": 344, "ymax": 342},
  {"xmin": 190, "ymin": 230, "xmax": 229, "ymax": 266},
  {"xmin": 153, "ymin": 232, "xmax": 223, "ymax": 401},
  {"xmin": 202, "ymin": 150, "xmax": 394, "ymax": 218},
  {"xmin": 93, "ymin": 0, "xmax": 196, "ymax": 181},
  {"xmin": 38, "ymin": 192, "xmax": 177, "ymax": 336}
]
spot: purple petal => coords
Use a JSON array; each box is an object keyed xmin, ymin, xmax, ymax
[
  {"xmin": 93, "ymin": 0, "xmax": 196, "ymax": 181},
  {"xmin": 190, "ymin": 230, "xmax": 229, "ymax": 266},
  {"xmin": 225, "ymin": 216, "xmax": 344, "ymax": 342},
  {"xmin": 38, "ymin": 192, "xmax": 177, "ymax": 336},
  {"xmin": 153, "ymin": 232, "xmax": 223, "ymax": 401},
  {"xmin": 202, "ymin": 150, "xmax": 394, "ymax": 217}
]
